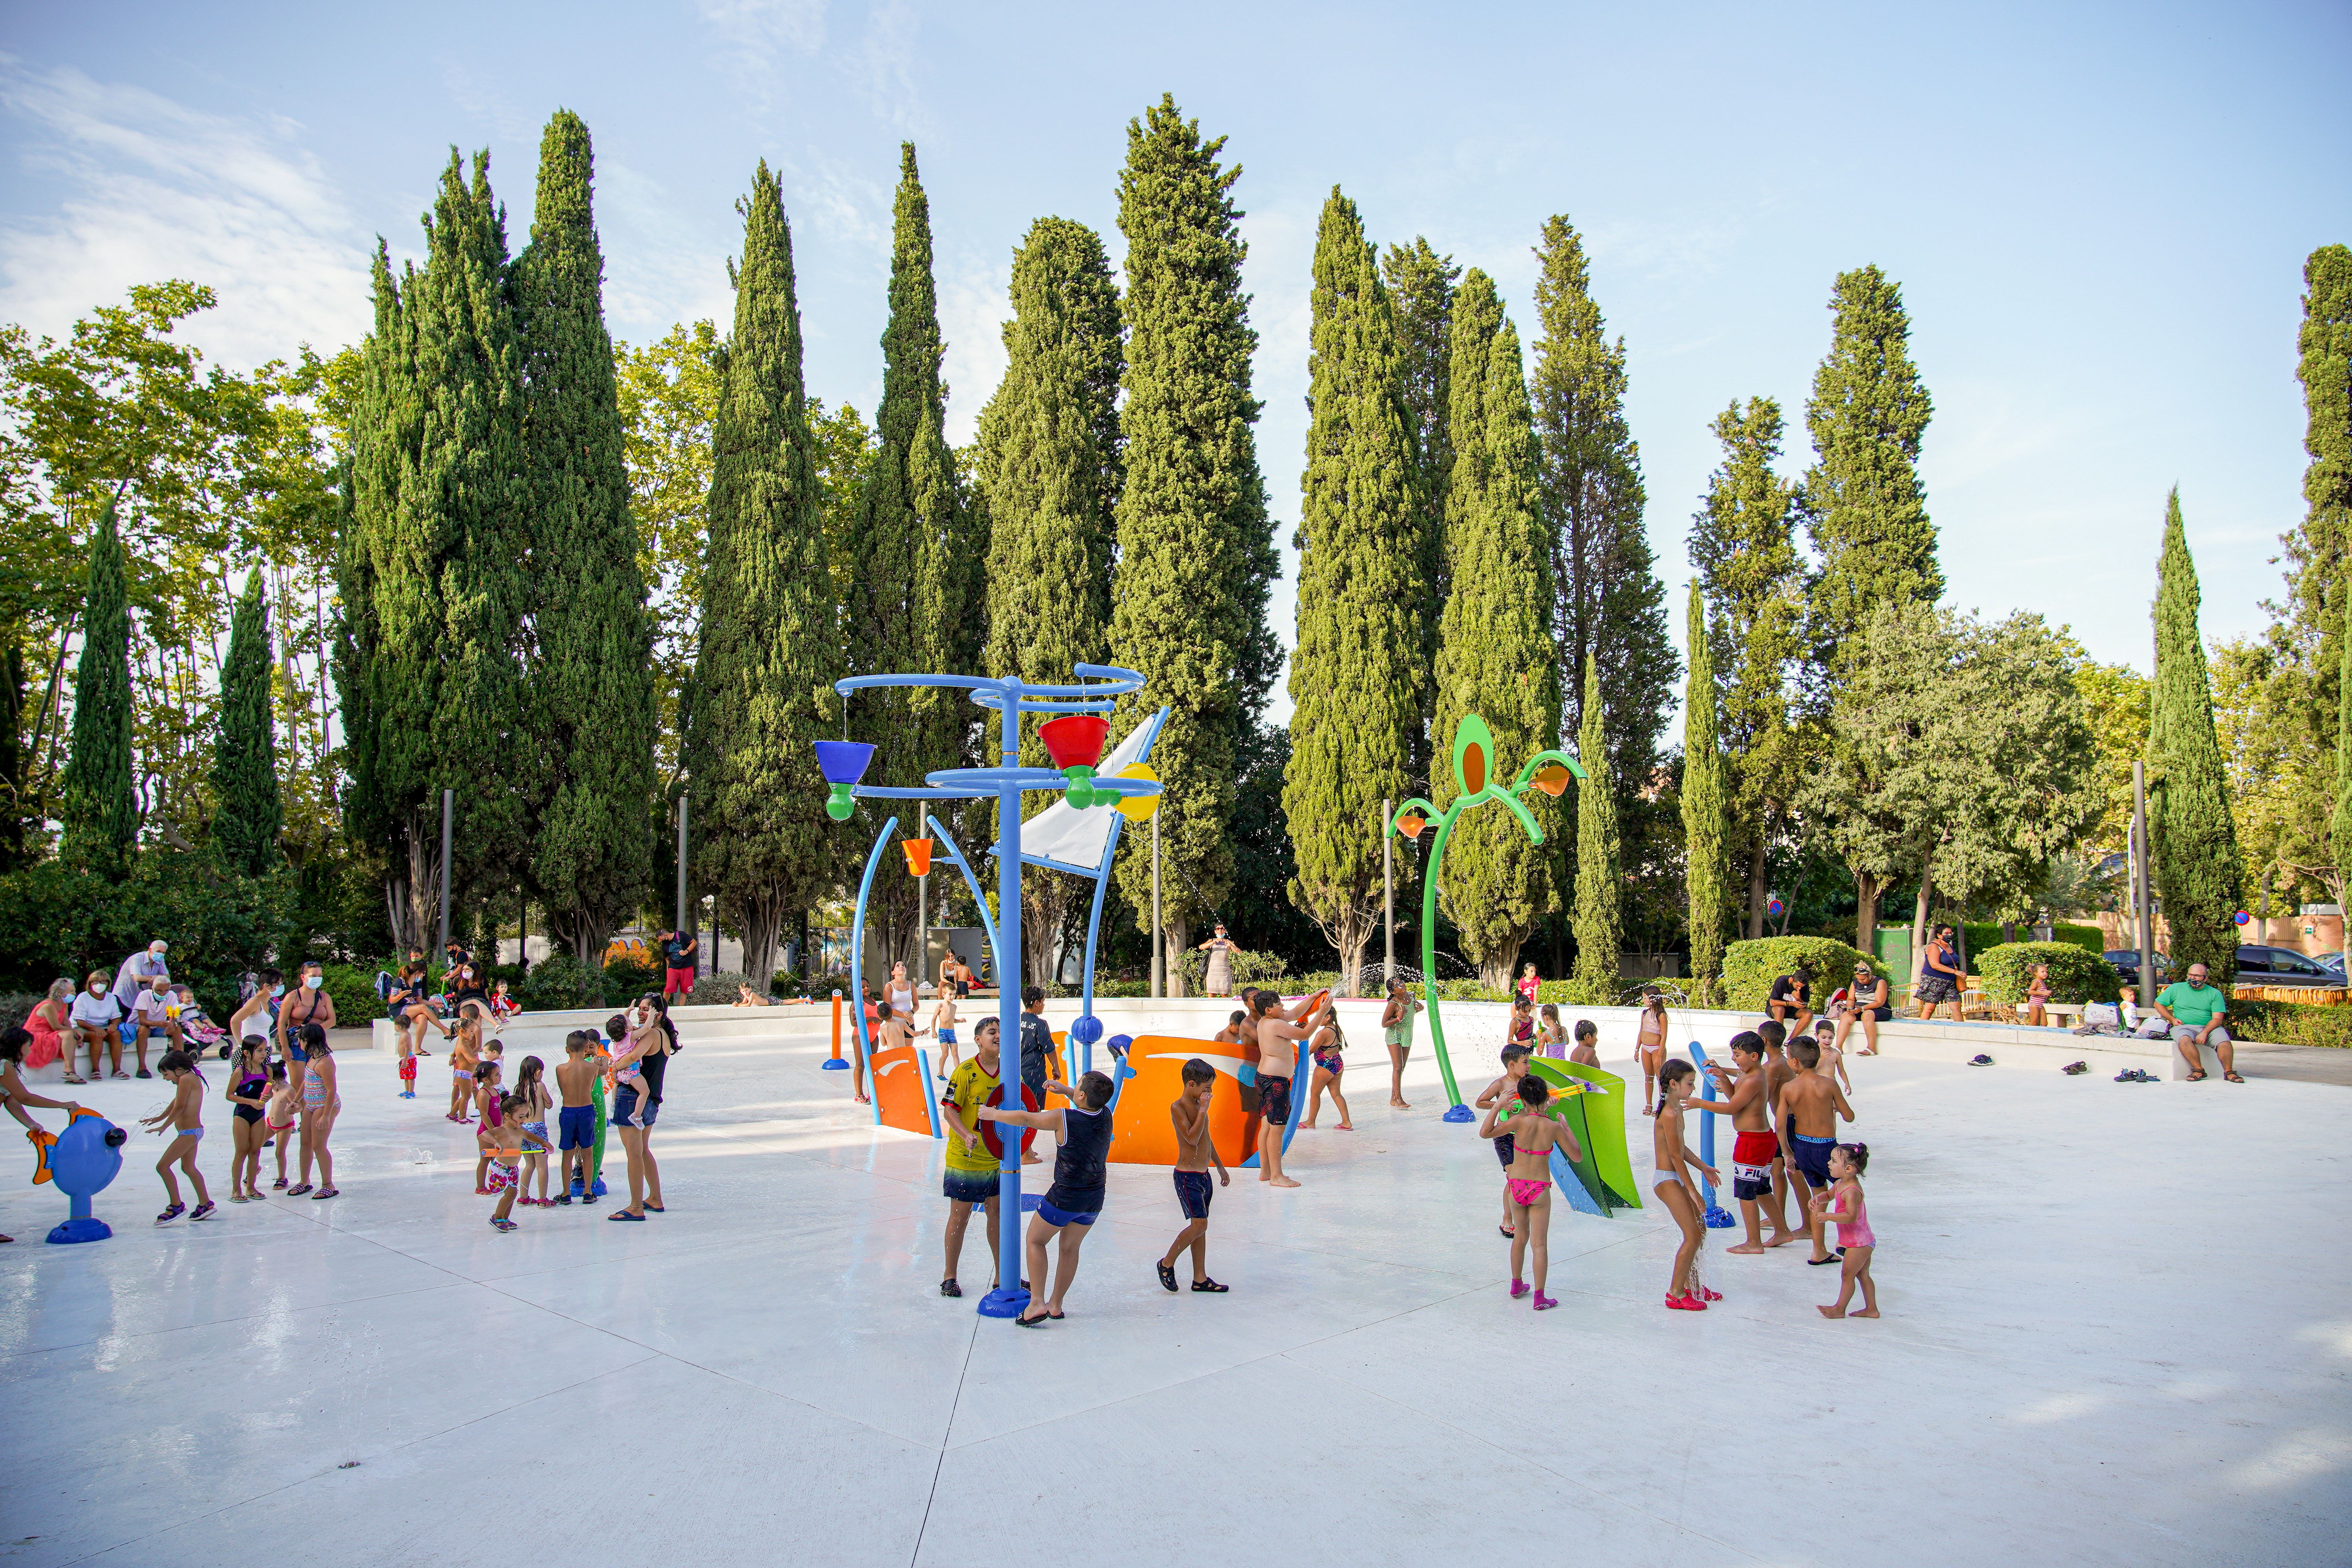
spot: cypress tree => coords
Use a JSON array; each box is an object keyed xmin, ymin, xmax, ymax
[
  {"xmin": 1430, "ymin": 301, "xmax": 1558, "ymax": 987},
  {"xmin": 2284, "ymin": 245, "xmax": 2352, "ymax": 745},
  {"xmin": 1570, "ymin": 653, "xmax": 1621, "ymax": 988},
  {"xmin": 1690, "ymin": 396, "xmax": 1808, "ymax": 935},
  {"xmin": 1383, "ymin": 236, "xmax": 1458, "ymax": 734},
  {"xmin": 1680, "ymin": 581, "xmax": 1728, "ymax": 1004},
  {"xmin": 1283, "ymin": 187, "xmax": 1423, "ymax": 987},
  {"xmin": 60, "ymin": 499, "xmax": 136, "ymax": 876},
  {"xmin": 1804, "ymin": 264, "xmax": 1940, "ymax": 675},
  {"xmin": 685, "ymin": 161, "xmax": 839, "ymax": 985},
  {"xmin": 1530, "ymin": 215, "xmax": 1675, "ymax": 799},
  {"xmin": 1108, "ymin": 95, "xmax": 1271, "ymax": 978},
  {"xmin": 2334, "ymin": 604, "xmax": 2352, "ymax": 879},
  {"xmin": 978, "ymin": 215, "xmax": 1123, "ymax": 706},
  {"xmin": 2147, "ymin": 490, "xmax": 2243, "ymax": 983},
  {"xmin": 335, "ymin": 151, "xmax": 528, "ymax": 947},
  {"xmin": 516, "ymin": 110, "xmax": 657, "ymax": 967},
  {"xmin": 210, "ymin": 572, "xmax": 280, "ymax": 877},
  {"xmin": 976, "ymin": 214, "xmax": 1123, "ymax": 984}
]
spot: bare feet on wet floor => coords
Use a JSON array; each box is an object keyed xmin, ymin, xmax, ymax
[
  {"xmin": 1727, "ymin": 1242, "xmax": 1766, "ymax": 1255},
  {"xmin": 1265, "ymin": 1174, "xmax": 1300, "ymax": 1189},
  {"xmin": 1764, "ymin": 1231, "xmax": 1803, "ymax": 1248}
]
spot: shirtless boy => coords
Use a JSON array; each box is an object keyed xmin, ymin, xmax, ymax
[
  {"xmin": 1157, "ymin": 1058, "xmax": 1231, "ymax": 1293},
  {"xmin": 930, "ymin": 988, "xmax": 961, "ymax": 1074},
  {"xmin": 1244, "ymin": 990, "xmax": 1319, "ymax": 1188},
  {"xmin": 1755, "ymin": 1020, "xmax": 1798, "ymax": 1240},
  {"xmin": 141, "ymin": 1050, "xmax": 213, "ymax": 1223},
  {"xmin": 1475, "ymin": 1044, "xmax": 1535, "ymax": 1239},
  {"xmin": 555, "ymin": 1032, "xmax": 600, "ymax": 1206},
  {"xmin": 1780, "ymin": 1038, "xmax": 1856, "ymax": 1265},
  {"xmin": 485, "ymin": 1093, "xmax": 525, "ymax": 1232},
  {"xmin": 1689, "ymin": 1032, "xmax": 1787, "ymax": 1253}
]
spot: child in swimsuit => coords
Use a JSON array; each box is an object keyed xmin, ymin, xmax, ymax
[
  {"xmin": 931, "ymin": 991, "xmax": 960, "ymax": 1074},
  {"xmin": 1535, "ymin": 1004, "xmax": 1568, "ymax": 1060},
  {"xmin": 486, "ymin": 1093, "xmax": 526, "ymax": 1231},
  {"xmin": 1569, "ymin": 1019, "xmax": 1601, "ymax": 1067},
  {"xmin": 0, "ymin": 1025, "xmax": 80, "ymax": 1192},
  {"xmin": 1301, "ymin": 1014, "xmax": 1350, "ymax": 1131},
  {"xmin": 472, "ymin": 1059, "xmax": 506, "ymax": 1194},
  {"xmin": 264, "ymin": 1063, "xmax": 296, "ymax": 1189},
  {"xmin": 511, "ymin": 1055, "xmax": 554, "ymax": 1205},
  {"xmin": 226, "ymin": 1040, "xmax": 270, "ymax": 1201},
  {"xmin": 1635, "ymin": 989, "xmax": 1669, "ymax": 1116},
  {"xmin": 448, "ymin": 1020, "xmax": 480, "ymax": 1123},
  {"xmin": 1651, "ymin": 1060, "xmax": 1719, "ymax": 1311},
  {"xmin": 1812, "ymin": 1142, "xmax": 1879, "ymax": 1319},
  {"xmin": 1474, "ymin": 1045, "xmax": 1534, "ymax": 1240},
  {"xmin": 141, "ymin": 1050, "xmax": 213, "ymax": 1224},
  {"xmin": 1478, "ymin": 1070, "xmax": 1582, "ymax": 1311},
  {"xmin": 1508, "ymin": 996, "xmax": 1535, "ymax": 1046}
]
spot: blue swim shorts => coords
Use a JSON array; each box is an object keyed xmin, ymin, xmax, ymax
[
  {"xmin": 1036, "ymin": 1199, "xmax": 1098, "ymax": 1228},
  {"xmin": 558, "ymin": 1104, "xmax": 595, "ymax": 1151}
]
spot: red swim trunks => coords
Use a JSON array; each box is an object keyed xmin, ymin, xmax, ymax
[{"xmin": 1731, "ymin": 1129, "xmax": 1778, "ymax": 1201}]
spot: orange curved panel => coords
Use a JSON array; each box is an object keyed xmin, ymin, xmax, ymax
[
  {"xmin": 871, "ymin": 1045, "xmax": 936, "ymax": 1137},
  {"xmin": 1109, "ymin": 1036, "xmax": 1255, "ymax": 1167}
]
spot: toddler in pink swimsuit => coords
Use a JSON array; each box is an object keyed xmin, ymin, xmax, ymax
[{"xmin": 1812, "ymin": 1142, "xmax": 1879, "ymax": 1319}]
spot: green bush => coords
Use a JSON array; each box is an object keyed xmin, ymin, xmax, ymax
[
  {"xmin": 1176, "ymin": 946, "xmax": 1288, "ymax": 993},
  {"xmin": 1536, "ymin": 977, "xmax": 1619, "ymax": 1007},
  {"xmin": 686, "ymin": 970, "xmax": 748, "ymax": 1005},
  {"xmin": 319, "ymin": 962, "xmax": 388, "ymax": 1025},
  {"xmin": 1974, "ymin": 941, "xmax": 2124, "ymax": 1005},
  {"xmin": 1722, "ymin": 937, "xmax": 1882, "ymax": 1011},
  {"xmin": 2053, "ymin": 922, "xmax": 2106, "ymax": 955},
  {"xmin": 603, "ymin": 955, "xmax": 661, "ymax": 1007},
  {"xmin": 1963, "ymin": 920, "xmax": 2105, "ymax": 960},
  {"xmin": 2226, "ymin": 997, "xmax": 2352, "ymax": 1047},
  {"xmin": 517, "ymin": 953, "xmax": 601, "ymax": 1012}
]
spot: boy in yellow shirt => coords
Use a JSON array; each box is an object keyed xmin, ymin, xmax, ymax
[{"xmin": 938, "ymin": 1016, "xmax": 1005, "ymax": 1299}]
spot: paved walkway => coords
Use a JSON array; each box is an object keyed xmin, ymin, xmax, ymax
[{"xmin": 2, "ymin": 1024, "xmax": 2345, "ymax": 1566}]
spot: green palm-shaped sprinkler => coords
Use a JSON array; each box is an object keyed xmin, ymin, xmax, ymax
[{"xmin": 1388, "ymin": 715, "xmax": 1586, "ymax": 1123}]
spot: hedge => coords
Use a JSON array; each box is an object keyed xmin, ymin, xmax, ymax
[
  {"xmin": 1722, "ymin": 937, "xmax": 1882, "ymax": 1011},
  {"xmin": 1972, "ymin": 942, "xmax": 2125, "ymax": 1005},
  {"xmin": 319, "ymin": 963, "xmax": 389, "ymax": 1025},
  {"xmin": 1961, "ymin": 921, "xmax": 2104, "ymax": 960},
  {"xmin": 2227, "ymin": 998, "xmax": 2352, "ymax": 1048}
]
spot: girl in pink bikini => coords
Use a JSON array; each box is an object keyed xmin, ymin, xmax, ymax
[
  {"xmin": 1477, "ymin": 1072, "xmax": 1584, "ymax": 1312},
  {"xmin": 1812, "ymin": 1142, "xmax": 1879, "ymax": 1318}
]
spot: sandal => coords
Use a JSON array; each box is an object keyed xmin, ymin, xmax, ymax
[
  {"xmin": 1157, "ymin": 1261, "xmax": 1178, "ymax": 1292},
  {"xmin": 2187, "ymin": 1069, "xmax": 2207, "ymax": 1082},
  {"xmin": 1191, "ymin": 1278, "xmax": 1228, "ymax": 1293},
  {"xmin": 941, "ymin": 1279, "xmax": 963, "ymax": 1298},
  {"xmin": 62, "ymin": 1073, "xmax": 86, "ymax": 1085},
  {"xmin": 2224, "ymin": 1071, "xmax": 2245, "ymax": 1083}
]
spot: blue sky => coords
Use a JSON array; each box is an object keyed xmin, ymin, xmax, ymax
[{"xmin": 4, "ymin": 0, "xmax": 2347, "ymax": 712}]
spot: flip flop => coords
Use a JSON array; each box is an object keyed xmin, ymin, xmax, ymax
[
  {"xmin": 606, "ymin": 1210, "xmax": 645, "ymax": 1221},
  {"xmin": 1014, "ymin": 1309, "xmax": 1051, "ymax": 1327}
]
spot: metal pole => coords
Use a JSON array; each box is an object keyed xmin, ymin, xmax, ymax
[
  {"xmin": 2133, "ymin": 760, "xmax": 2153, "ymax": 1009},
  {"xmin": 675, "ymin": 791, "xmax": 689, "ymax": 938},
  {"xmin": 918, "ymin": 811, "xmax": 928, "ymax": 996},
  {"xmin": 1151, "ymin": 809, "xmax": 1163, "ymax": 1000},
  {"xmin": 985, "ymin": 686, "xmax": 1027, "ymax": 1319},
  {"xmin": 437, "ymin": 788, "xmax": 453, "ymax": 953},
  {"xmin": 1383, "ymin": 796, "xmax": 1394, "ymax": 991}
]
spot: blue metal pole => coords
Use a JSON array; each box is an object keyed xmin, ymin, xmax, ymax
[
  {"xmin": 849, "ymin": 817, "xmax": 897, "ymax": 1120},
  {"xmin": 1689, "ymin": 1038, "xmax": 1735, "ymax": 1229},
  {"xmin": 1076, "ymin": 814, "xmax": 1124, "ymax": 1080},
  {"xmin": 981, "ymin": 685, "xmax": 1029, "ymax": 1320}
]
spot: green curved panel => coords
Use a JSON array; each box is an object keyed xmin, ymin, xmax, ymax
[{"xmin": 1524, "ymin": 1058, "xmax": 1641, "ymax": 1212}]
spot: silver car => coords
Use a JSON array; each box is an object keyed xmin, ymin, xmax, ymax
[{"xmin": 2231, "ymin": 945, "xmax": 2341, "ymax": 987}]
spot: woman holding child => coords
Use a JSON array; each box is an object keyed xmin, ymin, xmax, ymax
[{"xmin": 605, "ymin": 997, "xmax": 675, "ymax": 1221}]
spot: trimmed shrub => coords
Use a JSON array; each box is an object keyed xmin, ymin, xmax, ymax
[
  {"xmin": 1975, "ymin": 941, "xmax": 2124, "ymax": 1005},
  {"xmin": 319, "ymin": 962, "xmax": 388, "ymax": 1025},
  {"xmin": 2225, "ymin": 997, "xmax": 2352, "ymax": 1047},
  {"xmin": 517, "ymin": 953, "xmax": 600, "ymax": 1012},
  {"xmin": 1176, "ymin": 946, "xmax": 1289, "ymax": 994},
  {"xmin": 687, "ymin": 970, "xmax": 748, "ymax": 1005},
  {"xmin": 1722, "ymin": 937, "xmax": 1882, "ymax": 1011},
  {"xmin": 1964, "ymin": 920, "xmax": 2105, "ymax": 959},
  {"xmin": 1537, "ymin": 977, "xmax": 1618, "ymax": 1007},
  {"xmin": 603, "ymin": 955, "xmax": 661, "ymax": 1007}
]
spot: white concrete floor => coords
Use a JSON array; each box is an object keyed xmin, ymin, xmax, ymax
[{"xmin": 2, "ymin": 1025, "xmax": 2346, "ymax": 1567}]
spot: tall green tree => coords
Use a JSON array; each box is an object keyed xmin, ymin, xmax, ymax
[
  {"xmin": 2278, "ymin": 245, "xmax": 2352, "ymax": 748},
  {"xmin": 1108, "ymin": 95, "xmax": 1272, "ymax": 985},
  {"xmin": 209, "ymin": 572, "xmax": 280, "ymax": 877},
  {"xmin": 1284, "ymin": 188, "xmax": 1423, "ymax": 987},
  {"xmin": 1530, "ymin": 216, "xmax": 1675, "ymax": 802},
  {"xmin": 976, "ymin": 214, "xmax": 1124, "ymax": 983},
  {"xmin": 60, "ymin": 499, "xmax": 136, "ymax": 875},
  {"xmin": 1680, "ymin": 581, "xmax": 1728, "ymax": 1002},
  {"xmin": 0, "ymin": 628, "xmax": 23, "ymax": 872},
  {"xmin": 2331, "ymin": 621, "xmax": 2352, "ymax": 907},
  {"xmin": 1804, "ymin": 264, "xmax": 1940, "ymax": 682},
  {"xmin": 1429, "ymin": 298, "xmax": 1558, "ymax": 987},
  {"xmin": 1383, "ymin": 235, "xmax": 1458, "ymax": 762},
  {"xmin": 614, "ymin": 319, "xmax": 721, "ymax": 784},
  {"xmin": 684, "ymin": 161, "xmax": 839, "ymax": 987},
  {"xmin": 336, "ymin": 150, "xmax": 528, "ymax": 948},
  {"xmin": 1690, "ymin": 396, "xmax": 1811, "ymax": 935},
  {"xmin": 517, "ymin": 110, "xmax": 657, "ymax": 966},
  {"xmin": 1570, "ymin": 654, "xmax": 1621, "ymax": 987},
  {"xmin": 2148, "ymin": 491, "xmax": 2243, "ymax": 982}
]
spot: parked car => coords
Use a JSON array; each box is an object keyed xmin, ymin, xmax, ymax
[
  {"xmin": 2312, "ymin": 950, "xmax": 2345, "ymax": 976},
  {"xmin": 2229, "ymin": 945, "xmax": 2341, "ymax": 987},
  {"xmin": 2104, "ymin": 950, "xmax": 2170, "ymax": 988}
]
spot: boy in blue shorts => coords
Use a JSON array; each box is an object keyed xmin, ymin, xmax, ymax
[
  {"xmin": 1780, "ymin": 1038, "xmax": 1854, "ymax": 1264},
  {"xmin": 1475, "ymin": 1044, "xmax": 1534, "ymax": 1239},
  {"xmin": 554, "ymin": 1031, "xmax": 599, "ymax": 1206},
  {"xmin": 979, "ymin": 1069, "xmax": 1116, "ymax": 1327},
  {"xmin": 1158, "ymin": 1058, "xmax": 1230, "ymax": 1293}
]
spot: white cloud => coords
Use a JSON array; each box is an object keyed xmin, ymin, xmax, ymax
[
  {"xmin": 935, "ymin": 247, "xmax": 1007, "ymax": 446},
  {"xmin": 0, "ymin": 56, "xmax": 372, "ymax": 368},
  {"xmin": 697, "ymin": 0, "xmax": 830, "ymax": 60},
  {"xmin": 843, "ymin": 0, "xmax": 921, "ymax": 133}
]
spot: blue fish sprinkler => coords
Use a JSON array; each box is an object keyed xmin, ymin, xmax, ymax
[{"xmin": 46, "ymin": 1108, "xmax": 128, "ymax": 1244}]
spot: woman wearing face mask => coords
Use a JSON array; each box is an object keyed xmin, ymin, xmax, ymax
[
  {"xmin": 277, "ymin": 962, "xmax": 336, "ymax": 1067},
  {"xmin": 67, "ymin": 970, "xmax": 124, "ymax": 1083}
]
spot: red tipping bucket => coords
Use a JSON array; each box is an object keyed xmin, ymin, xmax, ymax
[{"xmin": 1039, "ymin": 714, "xmax": 1111, "ymax": 771}]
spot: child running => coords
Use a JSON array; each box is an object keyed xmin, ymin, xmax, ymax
[
  {"xmin": 1475, "ymin": 1044, "xmax": 1535, "ymax": 1239},
  {"xmin": 1157, "ymin": 1058, "xmax": 1230, "ymax": 1293},
  {"xmin": 554, "ymin": 1032, "xmax": 600, "ymax": 1207},
  {"xmin": 1479, "ymin": 1071, "xmax": 1582, "ymax": 1310},
  {"xmin": 1780, "ymin": 1038, "xmax": 1856, "ymax": 1266},
  {"xmin": 1299, "ymin": 1009, "xmax": 1350, "ymax": 1131},
  {"xmin": 1635, "ymin": 987, "xmax": 1669, "ymax": 1114},
  {"xmin": 512, "ymin": 1055, "xmax": 554, "ymax": 1205},
  {"xmin": 1651, "ymin": 1060, "xmax": 1720, "ymax": 1310},
  {"xmin": 1569, "ymin": 1019, "xmax": 1601, "ymax": 1067},
  {"xmin": 141, "ymin": 1050, "xmax": 213, "ymax": 1223},
  {"xmin": 1812, "ymin": 1143, "xmax": 1879, "ymax": 1318},
  {"xmin": 1535, "ymin": 1004, "xmax": 1568, "ymax": 1060},
  {"xmin": 225, "ymin": 1040, "xmax": 270, "ymax": 1201},
  {"xmin": 485, "ymin": 1093, "xmax": 525, "ymax": 1232},
  {"xmin": 977, "ymin": 1070, "xmax": 1116, "ymax": 1327}
]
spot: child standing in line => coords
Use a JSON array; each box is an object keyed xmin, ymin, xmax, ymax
[
  {"xmin": 1157, "ymin": 1058, "xmax": 1230, "ymax": 1293},
  {"xmin": 978, "ymin": 1070, "xmax": 1116, "ymax": 1327},
  {"xmin": 1813, "ymin": 1143, "xmax": 1879, "ymax": 1319},
  {"xmin": 554, "ymin": 1032, "xmax": 599, "ymax": 1207},
  {"xmin": 1475, "ymin": 1044, "xmax": 1535, "ymax": 1239},
  {"xmin": 1480, "ymin": 1071, "xmax": 1582, "ymax": 1310},
  {"xmin": 1535, "ymin": 1004, "xmax": 1569, "ymax": 1060},
  {"xmin": 264, "ymin": 1062, "xmax": 296, "ymax": 1189},
  {"xmin": 1213, "ymin": 1010, "xmax": 1246, "ymax": 1048},
  {"xmin": 512, "ymin": 1055, "xmax": 554, "ymax": 1205},
  {"xmin": 485, "ymin": 1093, "xmax": 525, "ymax": 1232},
  {"xmin": 1755, "ymin": 1019, "xmax": 1796, "ymax": 1238},
  {"xmin": 1379, "ymin": 977, "xmax": 1421, "ymax": 1109},
  {"xmin": 931, "ymin": 987, "xmax": 961, "ymax": 1074},
  {"xmin": 225, "ymin": 1040, "xmax": 270, "ymax": 1201},
  {"xmin": 1299, "ymin": 1010, "xmax": 1351, "ymax": 1131},
  {"xmin": 447, "ymin": 1018, "xmax": 479, "ymax": 1123},
  {"xmin": 141, "ymin": 1050, "xmax": 213, "ymax": 1223},
  {"xmin": 1569, "ymin": 1020, "xmax": 1601, "ymax": 1067}
]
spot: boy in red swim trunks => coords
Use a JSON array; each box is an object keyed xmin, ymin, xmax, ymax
[{"xmin": 1690, "ymin": 1031, "xmax": 1777, "ymax": 1255}]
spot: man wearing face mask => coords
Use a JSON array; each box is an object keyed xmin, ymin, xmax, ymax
[
  {"xmin": 113, "ymin": 940, "xmax": 171, "ymax": 1014},
  {"xmin": 277, "ymin": 961, "xmax": 337, "ymax": 1065}
]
